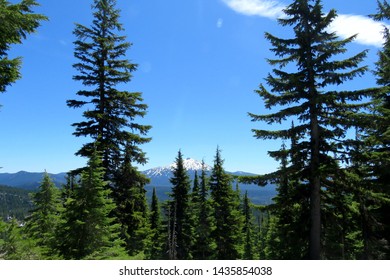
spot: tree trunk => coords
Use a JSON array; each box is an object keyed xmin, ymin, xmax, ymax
[{"xmin": 309, "ymin": 110, "xmax": 321, "ymax": 260}]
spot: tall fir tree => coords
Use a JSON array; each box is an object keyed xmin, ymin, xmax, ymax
[
  {"xmin": 367, "ymin": 0, "xmax": 390, "ymax": 258},
  {"xmin": 148, "ymin": 187, "xmax": 163, "ymax": 259},
  {"xmin": 113, "ymin": 144, "xmax": 150, "ymax": 257},
  {"xmin": 210, "ymin": 148, "xmax": 243, "ymax": 259},
  {"xmin": 242, "ymin": 191, "xmax": 255, "ymax": 259},
  {"xmin": 249, "ymin": 0, "xmax": 378, "ymax": 259},
  {"xmin": 165, "ymin": 200, "xmax": 177, "ymax": 260},
  {"xmin": 0, "ymin": 0, "xmax": 47, "ymax": 94},
  {"xmin": 24, "ymin": 172, "xmax": 62, "ymax": 258},
  {"xmin": 57, "ymin": 149, "xmax": 126, "ymax": 259},
  {"xmin": 167, "ymin": 150, "xmax": 194, "ymax": 259},
  {"xmin": 67, "ymin": 0, "xmax": 151, "ymax": 180},
  {"xmin": 192, "ymin": 161, "xmax": 216, "ymax": 259},
  {"xmin": 267, "ymin": 140, "xmax": 310, "ymax": 259},
  {"xmin": 191, "ymin": 171, "xmax": 201, "ymax": 212}
]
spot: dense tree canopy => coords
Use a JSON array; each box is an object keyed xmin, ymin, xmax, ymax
[
  {"xmin": 210, "ymin": 148, "xmax": 243, "ymax": 259},
  {"xmin": 1, "ymin": 0, "xmax": 389, "ymax": 261},
  {"xmin": 57, "ymin": 149, "xmax": 126, "ymax": 259},
  {"xmin": 249, "ymin": 0, "xmax": 380, "ymax": 259},
  {"xmin": 167, "ymin": 151, "xmax": 194, "ymax": 260},
  {"xmin": 24, "ymin": 172, "xmax": 62, "ymax": 257}
]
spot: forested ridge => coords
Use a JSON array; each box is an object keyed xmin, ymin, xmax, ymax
[
  {"xmin": 0, "ymin": 185, "xmax": 33, "ymax": 220},
  {"xmin": 0, "ymin": 0, "xmax": 389, "ymax": 260}
]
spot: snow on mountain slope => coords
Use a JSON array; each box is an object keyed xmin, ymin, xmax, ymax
[{"xmin": 143, "ymin": 158, "xmax": 211, "ymax": 178}]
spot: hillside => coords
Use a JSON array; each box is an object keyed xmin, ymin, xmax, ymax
[
  {"xmin": 0, "ymin": 159, "xmax": 277, "ymax": 210},
  {"xmin": 0, "ymin": 185, "xmax": 34, "ymax": 220},
  {"xmin": 0, "ymin": 171, "xmax": 67, "ymax": 190}
]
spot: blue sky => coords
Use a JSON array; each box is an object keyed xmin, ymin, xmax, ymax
[{"xmin": 0, "ymin": 0, "xmax": 387, "ymax": 174}]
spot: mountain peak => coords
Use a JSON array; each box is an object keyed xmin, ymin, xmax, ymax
[
  {"xmin": 143, "ymin": 158, "xmax": 211, "ymax": 178},
  {"xmin": 169, "ymin": 158, "xmax": 211, "ymax": 171}
]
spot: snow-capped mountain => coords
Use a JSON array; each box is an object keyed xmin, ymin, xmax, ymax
[
  {"xmin": 142, "ymin": 158, "xmax": 212, "ymax": 186},
  {"xmin": 169, "ymin": 158, "xmax": 212, "ymax": 172},
  {"xmin": 0, "ymin": 159, "xmax": 277, "ymax": 205},
  {"xmin": 141, "ymin": 158, "xmax": 277, "ymax": 204},
  {"xmin": 142, "ymin": 158, "xmax": 263, "ymax": 187}
]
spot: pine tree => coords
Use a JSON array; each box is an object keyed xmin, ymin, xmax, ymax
[
  {"xmin": 0, "ymin": 0, "xmax": 47, "ymax": 94},
  {"xmin": 67, "ymin": 0, "xmax": 151, "ymax": 180},
  {"xmin": 242, "ymin": 191, "xmax": 255, "ymax": 259},
  {"xmin": 192, "ymin": 161, "xmax": 216, "ymax": 259},
  {"xmin": 167, "ymin": 150, "xmax": 194, "ymax": 259},
  {"xmin": 249, "ymin": 0, "xmax": 379, "ymax": 259},
  {"xmin": 367, "ymin": 0, "xmax": 390, "ymax": 258},
  {"xmin": 148, "ymin": 187, "xmax": 163, "ymax": 259},
  {"xmin": 24, "ymin": 172, "xmax": 62, "ymax": 258},
  {"xmin": 210, "ymin": 148, "xmax": 242, "ymax": 259},
  {"xmin": 191, "ymin": 171, "xmax": 201, "ymax": 211},
  {"xmin": 113, "ymin": 145, "xmax": 150, "ymax": 257},
  {"xmin": 0, "ymin": 218, "xmax": 40, "ymax": 259},
  {"xmin": 263, "ymin": 213, "xmax": 280, "ymax": 259},
  {"xmin": 165, "ymin": 201, "xmax": 177, "ymax": 260},
  {"xmin": 255, "ymin": 208, "xmax": 270, "ymax": 259},
  {"xmin": 268, "ymin": 140, "xmax": 310, "ymax": 259},
  {"xmin": 58, "ymin": 149, "xmax": 126, "ymax": 259}
]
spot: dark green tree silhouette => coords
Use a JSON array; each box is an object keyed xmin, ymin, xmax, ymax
[
  {"xmin": 249, "ymin": 0, "xmax": 378, "ymax": 259},
  {"xmin": 210, "ymin": 148, "xmax": 242, "ymax": 259},
  {"xmin": 24, "ymin": 172, "xmax": 62, "ymax": 258},
  {"xmin": 67, "ymin": 0, "xmax": 151, "ymax": 180},
  {"xmin": 113, "ymin": 145, "xmax": 150, "ymax": 257},
  {"xmin": 58, "ymin": 150, "xmax": 126, "ymax": 259},
  {"xmin": 242, "ymin": 191, "xmax": 255, "ymax": 259},
  {"xmin": 167, "ymin": 150, "xmax": 194, "ymax": 259},
  {"xmin": 148, "ymin": 187, "xmax": 164, "ymax": 259},
  {"xmin": 192, "ymin": 162, "xmax": 216, "ymax": 259}
]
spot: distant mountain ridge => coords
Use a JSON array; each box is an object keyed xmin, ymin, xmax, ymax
[
  {"xmin": 143, "ymin": 158, "xmax": 260, "ymax": 187},
  {"xmin": 0, "ymin": 158, "xmax": 257, "ymax": 189},
  {"xmin": 0, "ymin": 171, "xmax": 68, "ymax": 190},
  {"xmin": 144, "ymin": 158, "xmax": 212, "ymax": 187},
  {"xmin": 0, "ymin": 159, "xmax": 277, "ymax": 205},
  {"xmin": 144, "ymin": 158, "xmax": 212, "ymax": 177}
]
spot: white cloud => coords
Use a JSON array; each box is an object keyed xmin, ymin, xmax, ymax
[
  {"xmin": 221, "ymin": 0, "xmax": 285, "ymax": 19},
  {"xmin": 217, "ymin": 18, "xmax": 224, "ymax": 28},
  {"xmin": 221, "ymin": 0, "xmax": 388, "ymax": 47},
  {"xmin": 329, "ymin": 14, "xmax": 387, "ymax": 48}
]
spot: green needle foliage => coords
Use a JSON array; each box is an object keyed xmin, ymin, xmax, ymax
[
  {"xmin": 57, "ymin": 149, "xmax": 126, "ymax": 260},
  {"xmin": 0, "ymin": 218, "xmax": 40, "ymax": 259},
  {"xmin": 249, "ymin": 0, "xmax": 380, "ymax": 259},
  {"xmin": 210, "ymin": 148, "xmax": 243, "ymax": 259},
  {"xmin": 242, "ymin": 191, "xmax": 255, "ymax": 260},
  {"xmin": 167, "ymin": 150, "xmax": 194, "ymax": 260},
  {"xmin": 113, "ymin": 145, "xmax": 151, "ymax": 257},
  {"xmin": 0, "ymin": 0, "xmax": 47, "ymax": 94},
  {"xmin": 148, "ymin": 187, "xmax": 164, "ymax": 259},
  {"xmin": 192, "ymin": 162, "xmax": 216, "ymax": 259},
  {"xmin": 67, "ymin": 0, "xmax": 151, "ymax": 180},
  {"xmin": 24, "ymin": 172, "xmax": 62, "ymax": 258}
]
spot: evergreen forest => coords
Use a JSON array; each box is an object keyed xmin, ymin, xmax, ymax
[{"xmin": 0, "ymin": 0, "xmax": 389, "ymax": 260}]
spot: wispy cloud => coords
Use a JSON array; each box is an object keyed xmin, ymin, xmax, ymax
[
  {"xmin": 217, "ymin": 18, "xmax": 224, "ymax": 28},
  {"xmin": 221, "ymin": 0, "xmax": 388, "ymax": 47},
  {"xmin": 222, "ymin": 0, "xmax": 285, "ymax": 19},
  {"xmin": 330, "ymin": 14, "xmax": 386, "ymax": 47}
]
